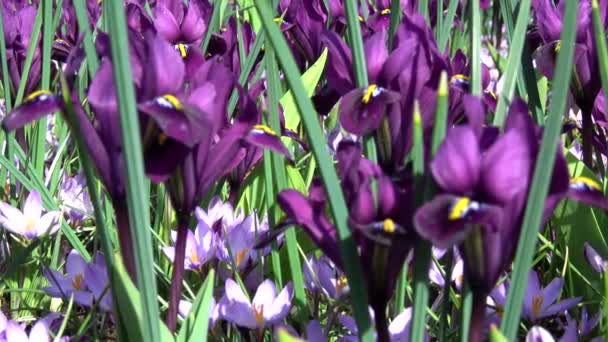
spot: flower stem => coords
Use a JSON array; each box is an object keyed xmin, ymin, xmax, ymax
[
  {"xmin": 114, "ymin": 200, "xmax": 136, "ymax": 280},
  {"xmin": 373, "ymin": 303, "xmax": 390, "ymax": 342},
  {"xmin": 167, "ymin": 215, "xmax": 189, "ymax": 332},
  {"xmin": 468, "ymin": 291, "xmax": 487, "ymax": 342},
  {"xmin": 582, "ymin": 108, "xmax": 594, "ymax": 169}
]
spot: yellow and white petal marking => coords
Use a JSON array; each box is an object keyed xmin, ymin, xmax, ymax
[
  {"xmin": 155, "ymin": 94, "xmax": 183, "ymax": 111},
  {"xmin": 25, "ymin": 90, "xmax": 53, "ymax": 103},
  {"xmin": 485, "ymin": 89, "xmax": 497, "ymax": 100},
  {"xmin": 554, "ymin": 41, "xmax": 562, "ymax": 53},
  {"xmin": 381, "ymin": 8, "xmax": 391, "ymax": 15},
  {"xmin": 336, "ymin": 275, "xmax": 348, "ymax": 296},
  {"xmin": 236, "ymin": 248, "xmax": 250, "ymax": 267},
  {"xmin": 450, "ymin": 74, "xmax": 470, "ymax": 87},
  {"xmin": 251, "ymin": 124, "xmax": 277, "ymax": 136},
  {"xmin": 531, "ymin": 294, "xmax": 544, "ymax": 318},
  {"xmin": 174, "ymin": 43, "xmax": 189, "ymax": 58},
  {"xmin": 448, "ymin": 197, "xmax": 479, "ymax": 221},
  {"xmin": 570, "ymin": 176, "xmax": 602, "ymax": 192},
  {"xmin": 361, "ymin": 84, "xmax": 382, "ymax": 104},
  {"xmin": 383, "ymin": 218, "xmax": 396, "ymax": 234}
]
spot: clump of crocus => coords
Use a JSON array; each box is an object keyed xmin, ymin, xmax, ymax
[
  {"xmin": 219, "ymin": 279, "xmax": 293, "ymax": 330},
  {"xmin": 303, "ymin": 254, "xmax": 349, "ymax": 299},
  {"xmin": 0, "ymin": 190, "xmax": 60, "ymax": 240},
  {"xmin": 0, "ymin": 312, "xmax": 68, "ymax": 342},
  {"xmin": 43, "ymin": 250, "xmax": 112, "ymax": 312}
]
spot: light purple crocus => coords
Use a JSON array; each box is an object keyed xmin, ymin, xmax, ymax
[
  {"xmin": 178, "ymin": 297, "xmax": 220, "ymax": 328},
  {"xmin": 522, "ymin": 271, "xmax": 581, "ymax": 321},
  {"xmin": 59, "ymin": 173, "xmax": 94, "ymax": 222},
  {"xmin": 219, "ymin": 279, "xmax": 293, "ymax": 329},
  {"xmin": 339, "ymin": 307, "xmax": 425, "ymax": 342},
  {"xmin": 163, "ymin": 210, "xmax": 218, "ymax": 271},
  {"xmin": 0, "ymin": 190, "xmax": 60, "ymax": 239},
  {"xmin": 525, "ymin": 326, "xmax": 556, "ymax": 342},
  {"xmin": 43, "ymin": 250, "xmax": 112, "ymax": 311},
  {"xmin": 216, "ymin": 214, "xmax": 268, "ymax": 271},
  {"xmin": 561, "ymin": 307, "xmax": 601, "ymax": 341},
  {"xmin": 43, "ymin": 249, "xmax": 94, "ymax": 307},
  {"xmin": 584, "ymin": 242, "xmax": 607, "ymax": 273},
  {"xmin": 4, "ymin": 320, "xmax": 53, "ymax": 342},
  {"xmin": 303, "ymin": 254, "xmax": 349, "ymax": 299}
]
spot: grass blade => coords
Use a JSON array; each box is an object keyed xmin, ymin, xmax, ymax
[
  {"xmin": 470, "ymin": 0, "xmax": 482, "ymax": 95},
  {"xmin": 500, "ymin": 0, "xmax": 580, "ymax": 337},
  {"xmin": 73, "ymin": 0, "xmax": 100, "ymax": 76},
  {"xmin": 0, "ymin": 3, "xmax": 12, "ymax": 111},
  {"xmin": 176, "ymin": 269, "xmax": 215, "ymax": 342},
  {"xmin": 592, "ymin": 0, "xmax": 608, "ymax": 117},
  {"xmin": 265, "ymin": 44, "xmax": 308, "ymax": 319},
  {"xmin": 254, "ymin": 1, "xmax": 374, "ymax": 340},
  {"xmin": 200, "ymin": 0, "xmax": 223, "ymax": 55},
  {"xmin": 105, "ymin": 2, "xmax": 161, "ymax": 341},
  {"xmin": 492, "ymin": 0, "xmax": 533, "ymax": 127}
]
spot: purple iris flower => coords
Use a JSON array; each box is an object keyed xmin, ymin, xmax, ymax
[
  {"xmin": 584, "ymin": 242, "xmax": 607, "ymax": 273},
  {"xmin": 218, "ymin": 279, "xmax": 293, "ymax": 329},
  {"xmin": 1, "ymin": 0, "xmax": 41, "ymax": 95},
  {"xmin": 0, "ymin": 190, "xmax": 60, "ymax": 240},
  {"xmin": 43, "ymin": 250, "xmax": 112, "ymax": 312},
  {"xmin": 152, "ymin": 0, "xmax": 211, "ymax": 47}
]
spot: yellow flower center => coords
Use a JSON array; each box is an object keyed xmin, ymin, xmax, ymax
[
  {"xmin": 252, "ymin": 304, "xmax": 265, "ymax": 326},
  {"xmin": 189, "ymin": 247, "xmax": 199, "ymax": 264},
  {"xmin": 236, "ymin": 248, "xmax": 250, "ymax": 267},
  {"xmin": 25, "ymin": 216, "xmax": 37, "ymax": 234},
  {"xmin": 381, "ymin": 8, "xmax": 391, "ymax": 15},
  {"xmin": 72, "ymin": 274, "xmax": 84, "ymax": 290}
]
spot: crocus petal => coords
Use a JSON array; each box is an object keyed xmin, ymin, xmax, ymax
[
  {"xmin": 389, "ymin": 307, "xmax": 413, "ymax": 338},
  {"xmin": 584, "ymin": 242, "xmax": 606, "ymax": 273},
  {"xmin": 224, "ymin": 278, "xmax": 251, "ymax": 306},
  {"xmin": 306, "ymin": 320, "xmax": 326, "ymax": 341},
  {"xmin": 541, "ymin": 277, "xmax": 565, "ymax": 311},
  {"xmin": 267, "ymin": 282, "xmax": 294, "ymax": 323},
  {"xmin": 219, "ymin": 292, "xmax": 257, "ymax": 328},
  {"xmin": 5, "ymin": 321, "xmax": 28, "ymax": 341},
  {"xmin": 541, "ymin": 297, "xmax": 582, "ymax": 318},
  {"xmin": 29, "ymin": 320, "xmax": 50, "ymax": 341},
  {"xmin": 2, "ymin": 92, "xmax": 61, "ymax": 131},
  {"xmin": 35, "ymin": 211, "xmax": 60, "ymax": 237},
  {"xmin": 23, "ymin": 190, "xmax": 42, "ymax": 221},
  {"xmin": 0, "ymin": 202, "xmax": 26, "ymax": 236},
  {"xmin": 481, "ymin": 129, "xmax": 531, "ymax": 204},
  {"xmin": 162, "ymin": 247, "xmax": 176, "ymax": 263},
  {"xmin": 525, "ymin": 326, "xmax": 555, "ymax": 342},
  {"xmin": 431, "ymin": 126, "xmax": 481, "ymax": 195},
  {"xmin": 66, "ymin": 250, "xmax": 88, "ymax": 282}
]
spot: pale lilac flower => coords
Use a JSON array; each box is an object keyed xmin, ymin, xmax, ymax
[
  {"xmin": 4, "ymin": 320, "xmax": 52, "ymax": 342},
  {"xmin": 0, "ymin": 311, "xmax": 7, "ymax": 340},
  {"xmin": 217, "ymin": 214, "xmax": 267, "ymax": 270},
  {"xmin": 43, "ymin": 249, "xmax": 94, "ymax": 307},
  {"xmin": 561, "ymin": 308, "xmax": 601, "ymax": 340},
  {"xmin": 522, "ymin": 271, "xmax": 581, "ymax": 321},
  {"xmin": 59, "ymin": 173, "xmax": 94, "ymax": 222},
  {"xmin": 303, "ymin": 254, "xmax": 349, "ymax": 298},
  {"xmin": 85, "ymin": 252, "xmax": 112, "ymax": 312},
  {"xmin": 584, "ymin": 242, "xmax": 606, "ymax": 273},
  {"xmin": 219, "ymin": 279, "xmax": 293, "ymax": 329},
  {"xmin": 44, "ymin": 250, "xmax": 112, "ymax": 311},
  {"xmin": 526, "ymin": 326, "xmax": 555, "ymax": 342},
  {"xmin": 163, "ymin": 211, "xmax": 218, "ymax": 271},
  {"xmin": 428, "ymin": 248, "xmax": 464, "ymax": 290},
  {"xmin": 339, "ymin": 307, "xmax": 425, "ymax": 342},
  {"xmin": 198, "ymin": 197, "xmax": 242, "ymax": 231},
  {"xmin": 0, "ymin": 190, "xmax": 60, "ymax": 239}
]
